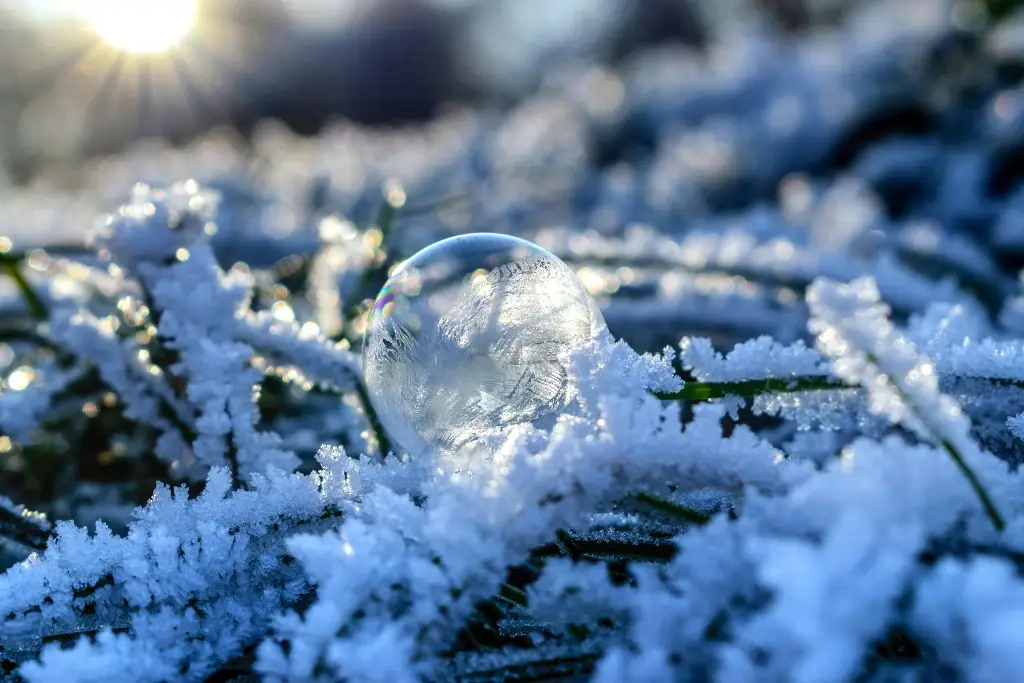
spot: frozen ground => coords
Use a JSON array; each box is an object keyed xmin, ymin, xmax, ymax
[{"xmin": 4, "ymin": 0, "xmax": 1024, "ymax": 681}]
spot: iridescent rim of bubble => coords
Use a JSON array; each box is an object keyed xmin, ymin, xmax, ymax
[{"xmin": 368, "ymin": 233, "xmax": 549, "ymax": 325}]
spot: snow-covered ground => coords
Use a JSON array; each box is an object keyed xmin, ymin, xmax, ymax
[{"xmin": 5, "ymin": 0, "xmax": 1024, "ymax": 680}]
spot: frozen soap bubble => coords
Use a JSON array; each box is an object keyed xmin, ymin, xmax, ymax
[{"xmin": 363, "ymin": 233, "xmax": 605, "ymax": 457}]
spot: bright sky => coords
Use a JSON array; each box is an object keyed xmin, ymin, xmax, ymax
[
  {"xmin": 1, "ymin": 0, "xmax": 504, "ymax": 54},
  {"xmin": 89, "ymin": 0, "xmax": 199, "ymax": 52},
  {"xmin": 5, "ymin": 0, "xmax": 387, "ymax": 28},
  {"xmin": 4, "ymin": 0, "xmax": 84, "ymax": 21},
  {"xmin": 7, "ymin": 0, "xmax": 198, "ymax": 52}
]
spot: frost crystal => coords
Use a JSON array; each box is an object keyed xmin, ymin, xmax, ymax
[{"xmin": 8, "ymin": 3, "xmax": 1024, "ymax": 680}]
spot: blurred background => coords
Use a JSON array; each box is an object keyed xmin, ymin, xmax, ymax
[
  {"xmin": 1, "ymin": 0, "xmax": 677, "ymax": 179},
  {"xmin": 0, "ymin": 0, "xmax": 881, "ymax": 183}
]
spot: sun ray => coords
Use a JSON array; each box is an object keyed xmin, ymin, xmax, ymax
[
  {"xmin": 169, "ymin": 27, "xmax": 259, "ymax": 129},
  {"xmin": 143, "ymin": 52, "xmax": 210, "ymax": 140},
  {"xmin": 17, "ymin": 1, "xmax": 248, "ymax": 162},
  {"xmin": 81, "ymin": 51, "xmax": 127, "ymax": 129},
  {"xmin": 165, "ymin": 52, "xmax": 237, "ymax": 132},
  {"xmin": 30, "ymin": 37, "xmax": 113, "ymax": 100},
  {"xmin": 159, "ymin": 54, "xmax": 210, "ymax": 133}
]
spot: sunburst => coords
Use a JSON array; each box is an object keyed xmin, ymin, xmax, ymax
[
  {"xmin": 17, "ymin": 0, "xmax": 261, "ymax": 161},
  {"xmin": 82, "ymin": 0, "xmax": 199, "ymax": 54}
]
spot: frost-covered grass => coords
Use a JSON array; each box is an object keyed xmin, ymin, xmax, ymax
[{"xmin": 6, "ymin": 0, "xmax": 1024, "ymax": 681}]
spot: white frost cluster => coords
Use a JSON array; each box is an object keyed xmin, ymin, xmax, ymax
[
  {"xmin": 8, "ymin": 270, "xmax": 1024, "ymax": 681},
  {"xmin": 0, "ymin": 182, "xmax": 366, "ymax": 482},
  {"xmin": 7, "ymin": 1, "xmax": 1024, "ymax": 680},
  {"xmin": 679, "ymin": 336, "xmax": 826, "ymax": 382}
]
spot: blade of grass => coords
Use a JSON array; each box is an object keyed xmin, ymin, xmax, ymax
[
  {"xmin": 631, "ymin": 491, "xmax": 711, "ymax": 525},
  {"xmin": 0, "ymin": 251, "xmax": 48, "ymax": 321},
  {"xmin": 940, "ymin": 438, "xmax": 1005, "ymax": 531},
  {"xmin": 343, "ymin": 189, "xmax": 403, "ymax": 327},
  {"xmin": 655, "ymin": 366, "xmax": 1004, "ymax": 530},
  {"xmin": 655, "ymin": 375, "xmax": 853, "ymax": 401},
  {"xmin": 354, "ymin": 376, "xmax": 392, "ymax": 458}
]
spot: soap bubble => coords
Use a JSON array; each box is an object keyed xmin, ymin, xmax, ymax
[{"xmin": 363, "ymin": 233, "xmax": 605, "ymax": 457}]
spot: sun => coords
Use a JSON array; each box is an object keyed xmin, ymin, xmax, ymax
[{"xmin": 83, "ymin": 0, "xmax": 199, "ymax": 53}]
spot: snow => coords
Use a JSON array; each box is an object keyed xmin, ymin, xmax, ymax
[{"xmin": 6, "ymin": 0, "xmax": 1024, "ymax": 680}]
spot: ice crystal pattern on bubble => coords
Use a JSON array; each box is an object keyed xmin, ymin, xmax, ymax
[{"xmin": 363, "ymin": 234, "xmax": 605, "ymax": 456}]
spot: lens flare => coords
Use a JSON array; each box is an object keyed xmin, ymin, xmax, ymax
[{"xmin": 84, "ymin": 0, "xmax": 198, "ymax": 53}]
